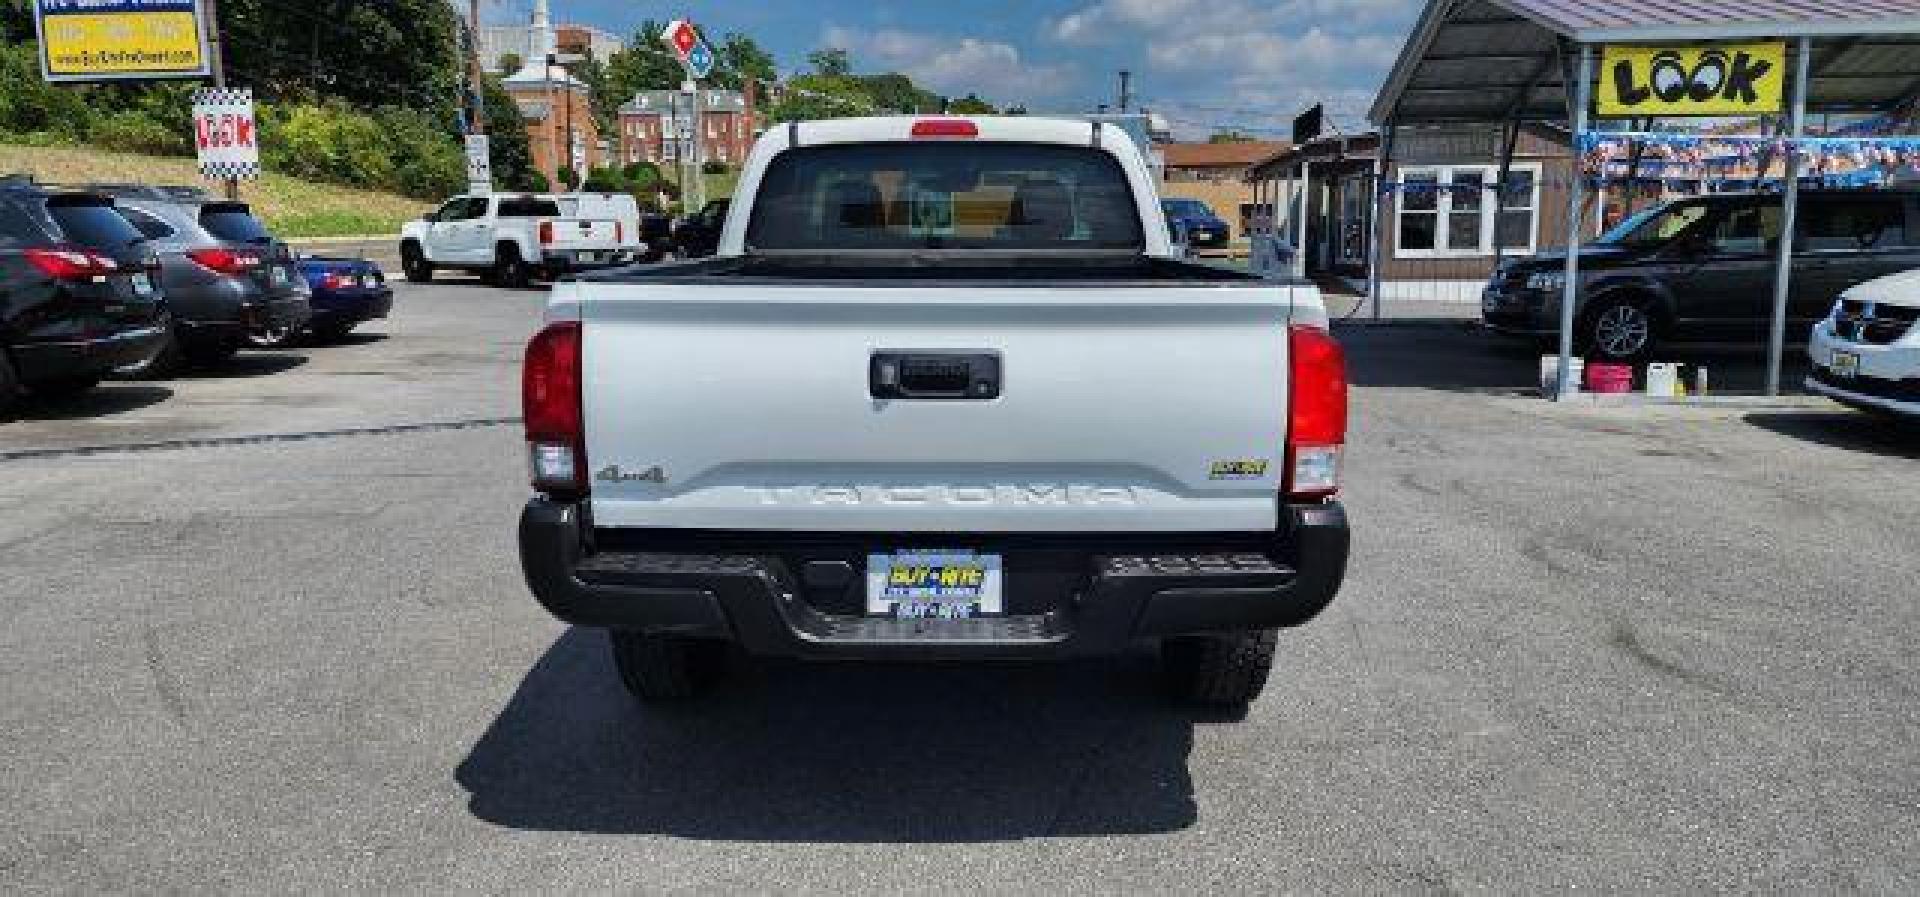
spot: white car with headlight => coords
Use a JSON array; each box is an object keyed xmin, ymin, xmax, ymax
[{"xmin": 1807, "ymin": 268, "xmax": 1920, "ymax": 417}]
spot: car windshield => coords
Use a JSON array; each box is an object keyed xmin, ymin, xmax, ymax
[
  {"xmin": 1599, "ymin": 201, "xmax": 1711, "ymax": 249},
  {"xmin": 746, "ymin": 142, "xmax": 1143, "ymax": 251},
  {"xmin": 46, "ymin": 199, "xmax": 147, "ymax": 250},
  {"xmin": 1162, "ymin": 199, "xmax": 1214, "ymax": 217},
  {"xmin": 199, "ymin": 205, "xmax": 276, "ymax": 244}
]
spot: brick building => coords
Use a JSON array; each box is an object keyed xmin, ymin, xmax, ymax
[
  {"xmin": 615, "ymin": 89, "xmax": 756, "ymax": 168},
  {"xmin": 496, "ymin": 0, "xmax": 602, "ymax": 187}
]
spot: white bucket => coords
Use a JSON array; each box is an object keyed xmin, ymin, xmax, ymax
[
  {"xmin": 1540, "ymin": 355, "xmax": 1584, "ymax": 396},
  {"xmin": 1646, "ymin": 362, "xmax": 1681, "ymax": 397}
]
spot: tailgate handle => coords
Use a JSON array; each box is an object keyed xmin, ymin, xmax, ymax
[{"xmin": 870, "ymin": 351, "xmax": 1001, "ymax": 400}]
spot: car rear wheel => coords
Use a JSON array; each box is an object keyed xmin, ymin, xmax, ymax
[
  {"xmin": 609, "ymin": 630, "xmax": 728, "ymax": 701},
  {"xmin": 113, "ymin": 327, "xmax": 185, "ymax": 380},
  {"xmin": 494, "ymin": 244, "xmax": 533, "ymax": 289},
  {"xmin": 400, "ymin": 242, "xmax": 434, "ymax": 283},
  {"xmin": 0, "ymin": 349, "xmax": 19, "ymax": 418},
  {"xmin": 308, "ymin": 320, "xmax": 359, "ymax": 344},
  {"xmin": 242, "ymin": 317, "xmax": 301, "ymax": 350},
  {"xmin": 1161, "ymin": 629, "xmax": 1278, "ymax": 708}
]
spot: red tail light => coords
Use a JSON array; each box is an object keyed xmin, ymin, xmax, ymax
[
  {"xmin": 187, "ymin": 248, "xmax": 260, "ymax": 275},
  {"xmin": 24, "ymin": 246, "xmax": 117, "ymax": 279},
  {"xmin": 1285, "ymin": 324, "xmax": 1347, "ymax": 499},
  {"xmin": 523, "ymin": 320, "xmax": 586, "ymax": 497},
  {"xmin": 614, "ymin": 220, "xmax": 623, "ymax": 243},
  {"xmin": 538, "ymin": 221, "xmax": 555, "ymax": 245},
  {"xmin": 910, "ymin": 119, "xmax": 979, "ymax": 138}
]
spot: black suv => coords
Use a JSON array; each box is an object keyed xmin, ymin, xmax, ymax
[
  {"xmin": 1483, "ymin": 189, "xmax": 1920, "ymax": 361},
  {"xmin": 0, "ymin": 181, "xmax": 169, "ymax": 415}
]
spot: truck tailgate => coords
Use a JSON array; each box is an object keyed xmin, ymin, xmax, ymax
[
  {"xmin": 544, "ymin": 218, "xmax": 620, "ymax": 250},
  {"xmin": 577, "ymin": 283, "xmax": 1295, "ymax": 532}
]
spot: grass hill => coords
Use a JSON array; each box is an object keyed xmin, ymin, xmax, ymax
[{"xmin": 0, "ymin": 144, "xmax": 432, "ymax": 239}]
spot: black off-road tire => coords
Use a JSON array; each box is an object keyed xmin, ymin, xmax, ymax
[
  {"xmin": 1161, "ymin": 629, "xmax": 1279, "ymax": 708},
  {"xmin": 494, "ymin": 243, "xmax": 533, "ymax": 289},
  {"xmin": 400, "ymin": 242, "xmax": 434, "ymax": 283},
  {"xmin": 610, "ymin": 631, "xmax": 727, "ymax": 701}
]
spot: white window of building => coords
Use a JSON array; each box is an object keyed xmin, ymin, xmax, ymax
[{"xmin": 1395, "ymin": 163, "xmax": 1539, "ymax": 257}]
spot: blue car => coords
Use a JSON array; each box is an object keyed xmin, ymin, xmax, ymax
[
  {"xmin": 1161, "ymin": 198, "xmax": 1231, "ymax": 248},
  {"xmin": 295, "ymin": 255, "xmax": 393, "ymax": 343}
]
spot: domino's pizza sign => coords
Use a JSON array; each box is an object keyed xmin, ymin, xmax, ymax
[{"xmin": 192, "ymin": 88, "xmax": 260, "ymax": 180}]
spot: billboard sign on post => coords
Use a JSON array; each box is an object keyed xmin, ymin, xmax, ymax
[
  {"xmin": 192, "ymin": 88, "xmax": 260, "ymax": 181},
  {"xmin": 1598, "ymin": 42, "xmax": 1786, "ymax": 116},
  {"xmin": 465, "ymin": 135, "xmax": 492, "ymax": 195},
  {"xmin": 34, "ymin": 0, "xmax": 212, "ymax": 82}
]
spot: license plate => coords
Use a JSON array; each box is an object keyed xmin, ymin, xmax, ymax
[
  {"xmin": 269, "ymin": 266, "xmax": 290, "ymax": 286},
  {"xmin": 129, "ymin": 272, "xmax": 154, "ymax": 297},
  {"xmin": 1831, "ymin": 349, "xmax": 1861, "ymax": 378},
  {"xmin": 866, "ymin": 551, "xmax": 1003, "ymax": 619},
  {"xmin": 578, "ymin": 251, "xmax": 602, "ymax": 264},
  {"xmin": 359, "ymin": 274, "xmax": 378, "ymax": 289}
]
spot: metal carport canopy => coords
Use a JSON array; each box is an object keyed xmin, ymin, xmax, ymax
[{"xmin": 1369, "ymin": 0, "xmax": 1920, "ymax": 126}]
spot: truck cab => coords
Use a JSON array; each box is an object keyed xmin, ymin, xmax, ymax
[{"xmin": 516, "ymin": 117, "xmax": 1349, "ymax": 708}]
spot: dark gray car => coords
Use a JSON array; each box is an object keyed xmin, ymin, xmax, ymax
[
  {"xmin": 91, "ymin": 186, "xmax": 311, "ymax": 375},
  {"xmin": 1483, "ymin": 189, "xmax": 1920, "ymax": 361}
]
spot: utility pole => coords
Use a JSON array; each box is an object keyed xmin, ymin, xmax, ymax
[
  {"xmin": 1118, "ymin": 70, "xmax": 1132, "ymax": 113},
  {"xmin": 467, "ymin": 0, "xmax": 485, "ymax": 135},
  {"xmin": 201, "ymin": 0, "xmax": 237, "ymax": 200}
]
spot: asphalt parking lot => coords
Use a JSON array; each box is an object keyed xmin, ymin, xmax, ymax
[{"xmin": 3, "ymin": 281, "xmax": 1917, "ymax": 891}]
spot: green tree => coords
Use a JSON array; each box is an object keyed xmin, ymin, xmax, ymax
[
  {"xmin": 481, "ymin": 74, "xmax": 536, "ymax": 191},
  {"xmin": 498, "ymin": 53, "xmax": 523, "ymax": 74},
  {"xmin": 712, "ymin": 33, "xmax": 776, "ymax": 95},
  {"xmin": 948, "ymin": 93, "xmax": 997, "ymax": 115},
  {"xmin": 808, "ymin": 48, "xmax": 851, "ymax": 77},
  {"xmin": 217, "ymin": 0, "xmax": 462, "ymax": 124},
  {"xmin": 858, "ymin": 73, "xmax": 937, "ymax": 114}
]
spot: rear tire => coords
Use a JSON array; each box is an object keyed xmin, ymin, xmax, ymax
[
  {"xmin": 609, "ymin": 630, "xmax": 727, "ymax": 701},
  {"xmin": 242, "ymin": 317, "xmax": 301, "ymax": 350},
  {"xmin": 0, "ymin": 349, "xmax": 20, "ymax": 418},
  {"xmin": 308, "ymin": 320, "xmax": 359, "ymax": 344},
  {"xmin": 400, "ymin": 242, "xmax": 434, "ymax": 283},
  {"xmin": 494, "ymin": 243, "xmax": 532, "ymax": 289},
  {"xmin": 1161, "ymin": 629, "xmax": 1278, "ymax": 708},
  {"xmin": 113, "ymin": 327, "xmax": 185, "ymax": 380}
]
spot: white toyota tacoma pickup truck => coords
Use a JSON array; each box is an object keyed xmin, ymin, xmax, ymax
[
  {"xmin": 518, "ymin": 116, "xmax": 1350, "ymax": 708},
  {"xmin": 399, "ymin": 193, "xmax": 641, "ymax": 288}
]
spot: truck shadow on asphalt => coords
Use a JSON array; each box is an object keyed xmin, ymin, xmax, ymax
[
  {"xmin": 456, "ymin": 628, "xmax": 1213, "ymax": 841},
  {"xmin": 1744, "ymin": 411, "xmax": 1920, "ymax": 459}
]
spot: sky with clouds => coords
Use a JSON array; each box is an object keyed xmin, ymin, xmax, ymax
[{"xmin": 484, "ymin": 0, "xmax": 1425, "ymax": 138}]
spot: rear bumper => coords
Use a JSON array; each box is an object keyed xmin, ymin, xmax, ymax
[
  {"xmin": 309, "ymin": 288, "xmax": 392, "ymax": 324},
  {"xmin": 542, "ymin": 249, "xmax": 641, "ymax": 273},
  {"xmin": 9, "ymin": 323, "xmax": 171, "ymax": 381},
  {"xmin": 518, "ymin": 498, "xmax": 1349, "ymax": 659}
]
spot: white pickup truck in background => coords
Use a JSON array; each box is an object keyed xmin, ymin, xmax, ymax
[
  {"xmin": 398, "ymin": 192, "xmax": 643, "ymax": 288},
  {"xmin": 518, "ymin": 116, "xmax": 1349, "ymax": 709}
]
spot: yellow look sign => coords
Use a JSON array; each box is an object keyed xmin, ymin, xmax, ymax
[{"xmin": 1598, "ymin": 43, "xmax": 1786, "ymax": 116}]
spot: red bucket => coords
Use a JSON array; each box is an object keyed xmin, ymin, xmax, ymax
[{"xmin": 1584, "ymin": 361, "xmax": 1634, "ymax": 394}]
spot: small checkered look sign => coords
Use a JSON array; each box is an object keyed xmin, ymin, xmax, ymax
[{"xmin": 192, "ymin": 88, "xmax": 260, "ymax": 180}]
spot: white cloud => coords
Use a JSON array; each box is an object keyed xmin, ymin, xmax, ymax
[
  {"xmin": 1043, "ymin": 0, "xmax": 1421, "ymax": 137},
  {"xmin": 822, "ymin": 26, "xmax": 1077, "ymax": 102}
]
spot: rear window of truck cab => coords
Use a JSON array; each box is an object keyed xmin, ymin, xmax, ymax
[{"xmin": 746, "ymin": 142, "xmax": 1144, "ymax": 251}]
